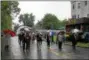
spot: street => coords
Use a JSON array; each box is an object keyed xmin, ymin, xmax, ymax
[{"xmin": 1, "ymin": 36, "xmax": 89, "ymax": 59}]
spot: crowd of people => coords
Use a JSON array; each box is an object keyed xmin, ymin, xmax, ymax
[
  {"xmin": 18, "ymin": 30, "xmax": 43, "ymax": 51},
  {"xmin": 1, "ymin": 29, "xmax": 79, "ymax": 53},
  {"xmin": 18, "ymin": 30, "xmax": 79, "ymax": 51}
]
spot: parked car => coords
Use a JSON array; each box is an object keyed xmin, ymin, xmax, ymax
[{"xmin": 82, "ymin": 32, "xmax": 89, "ymax": 42}]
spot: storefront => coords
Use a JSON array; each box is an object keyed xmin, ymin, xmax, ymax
[{"xmin": 66, "ymin": 17, "xmax": 89, "ymax": 33}]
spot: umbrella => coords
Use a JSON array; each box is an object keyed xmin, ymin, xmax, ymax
[
  {"xmin": 3, "ymin": 29, "xmax": 16, "ymax": 37},
  {"xmin": 3, "ymin": 29, "xmax": 10, "ymax": 34},
  {"xmin": 16, "ymin": 26, "xmax": 32, "ymax": 34},
  {"xmin": 24, "ymin": 28, "xmax": 30, "ymax": 31},
  {"xmin": 9, "ymin": 31, "xmax": 16, "ymax": 37},
  {"xmin": 71, "ymin": 28, "xmax": 80, "ymax": 33}
]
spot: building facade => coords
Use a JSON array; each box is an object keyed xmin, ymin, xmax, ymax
[
  {"xmin": 66, "ymin": 1, "xmax": 89, "ymax": 33},
  {"xmin": 71, "ymin": 1, "xmax": 89, "ymax": 19}
]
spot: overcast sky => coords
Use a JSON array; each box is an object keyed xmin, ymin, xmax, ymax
[{"xmin": 13, "ymin": 1, "xmax": 71, "ymax": 25}]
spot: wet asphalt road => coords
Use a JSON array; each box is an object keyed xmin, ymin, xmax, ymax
[{"xmin": 1, "ymin": 36, "xmax": 89, "ymax": 59}]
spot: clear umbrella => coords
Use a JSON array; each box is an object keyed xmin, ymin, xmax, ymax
[
  {"xmin": 24, "ymin": 28, "xmax": 29, "ymax": 31},
  {"xmin": 16, "ymin": 26, "xmax": 32, "ymax": 34},
  {"xmin": 71, "ymin": 28, "xmax": 80, "ymax": 33}
]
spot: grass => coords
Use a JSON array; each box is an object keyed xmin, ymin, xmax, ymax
[
  {"xmin": 76, "ymin": 42, "xmax": 89, "ymax": 48},
  {"xmin": 65, "ymin": 41, "xmax": 89, "ymax": 48},
  {"xmin": 53, "ymin": 35, "xmax": 57, "ymax": 42}
]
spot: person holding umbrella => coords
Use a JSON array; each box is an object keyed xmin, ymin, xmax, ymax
[
  {"xmin": 71, "ymin": 28, "xmax": 79, "ymax": 50},
  {"xmin": 3, "ymin": 29, "xmax": 16, "ymax": 51},
  {"xmin": 22, "ymin": 31, "xmax": 31, "ymax": 51},
  {"xmin": 36, "ymin": 33, "xmax": 42, "ymax": 50},
  {"xmin": 57, "ymin": 31, "xmax": 65, "ymax": 50},
  {"xmin": 4, "ymin": 33, "xmax": 11, "ymax": 51},
  {"xmin": 18, "ymin": 32, "xmax": 22, "ymax": 45},
  {"xmin": 46, "ymin": 32, "xmax": 51, "ymax": 48}
]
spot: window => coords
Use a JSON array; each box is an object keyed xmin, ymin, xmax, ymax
[
  {"xmin": 87, "ymin": 14, "xmax": 89, "ymax": 17},
  {"xmin": 73, "ymin": 4, "xmax": 75, "ymax": 9},
  {"xmin": 78, "ymin": 15, "xmax": 79, "ymax": 18},
  {"xmin": 78, "ymin": 3, "xmax": 80, "ymax": 8},
  {"xmin": 85, "ymin": 1, "xmax": 87, "ymax": 6},
  {"xmin": 72, "ymin": 15, "xmax": 76, "ymax": 18},
  {"xmin": 72, "ymin": 1, "xmax": 76, "ymax": 3},
  {"xmin": 74, "ymin": 15, "xmax": 76, "ymax": 18}
]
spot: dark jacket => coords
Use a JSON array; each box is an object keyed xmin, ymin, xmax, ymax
[{"xmin": 36, "ymin": 34, "xmax": 42, "ymax": 41}]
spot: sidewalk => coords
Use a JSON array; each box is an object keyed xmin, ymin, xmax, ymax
[{"xmin": 64, "ymin": 41, "xmax": 89, "ymax": 48}]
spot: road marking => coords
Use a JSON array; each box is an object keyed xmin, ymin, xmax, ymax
[
  {"xmin": 49, "ymin": 48, "xmax": 63, "ymax": 56},
  {"xmin": 48, "ymin": 47, "xmax": 72, "ymax": 57}
]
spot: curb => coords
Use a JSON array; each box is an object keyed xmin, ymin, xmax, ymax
[{"xmin": 64, "ymin": 43, "xmax": 89, "ymax": 48}]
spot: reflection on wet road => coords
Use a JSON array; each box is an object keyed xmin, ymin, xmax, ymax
[{"xmin": 1, "ymin": 36, "xmax": 89, "ymax": 59}]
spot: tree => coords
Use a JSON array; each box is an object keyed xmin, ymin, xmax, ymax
[
  {"xmin": 35, "ymin": 20, "xmax": 43, "ymax": 29},
  {"xmin": 1, "ymin": 1, "xmax": 20, "ymax": 30},
  {"xmin": 59, "ymin": 19, "xmax": 68, "ymax": 28},
  {"xmin": 41, "ymin": 13, "xmax": 60, "ymax": 29},
  {"xmin": 36, "ymin": 14, "xmax": 68, "ymax": 30},
  {"xmin": 14, "ymin": 24, "xmax": 20, "ymax": 32},
  {"xmin": 19, "ymin": 13, "xmax": 35, "ymax": 27},
  {"xmin": 29, "ymin": 13, "xmax": 35, "ymax": 27}
]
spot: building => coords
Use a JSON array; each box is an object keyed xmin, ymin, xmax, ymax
[
  {"xmin": 71, "ymin": 1, "xmax": 89, "ymax": 19},
  {"xmin": 66, "ymin": 1, "xmax": 89, "ymax": 32}
]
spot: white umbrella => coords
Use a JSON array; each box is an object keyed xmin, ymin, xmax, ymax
[
  {"xmin": 24, "ymin": 28, "xmax": 29, "ymax": 31},
  {"xmin": 16, "ymin": 26, "xmax": 31, "ymax": 34},
  {"xmin": 71, "ymin": 28, "xmax": 80, "ymax": 33}
]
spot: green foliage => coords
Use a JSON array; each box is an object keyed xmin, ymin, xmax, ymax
[
  {"xmin": 19, "ymin": 13, "xmax": 35, "ymax": 27},
  {"xmin": 35, "ymin": 20, "xmax": 43, "ymax": 29},
  {"xmin": 36, "ymin": 13, "xmax": 67, "ymax": 30},
  {"xmin": 42, "ymin": 13, "xmax": 60, "ymax": 29},
  {"xmin": 65, "ymin": 41, "xmax": 89, "ymax": 48},
  {"xmin": 77, "ymin": 42, "xmax": 89, "ymax": 48},
  {"xmin": 14, "ymin": 24, "xmax": 20, "ymax": 32},
  {"xmin": 59, "ymin": 19, "xmax": 68, "ymax": 28},
  {"xmin": 1, "ymin": 1, "xmax": 20, "ymax": 30}
]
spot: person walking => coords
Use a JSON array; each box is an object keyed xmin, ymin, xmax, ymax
[
  {"xmin": 36, "ymin": 33, "xmax": 42, "ymax": 50},
  {"xmin": 23, "ymin": 31, "xmax": 31, "ymax": 50},
  {"xmin": 71, "ymin": 33, "xmax": 78, "ymax": 50},
  {"xmin": 56, "ymin": 33, "xmax": 59, "ymax": 44},
  {"xmin": 39, "ymin": 33, "xmax": 43, "ymax": 45},
  {"xmin": 32, "ymin": 32, "xmax": 35, "ymax": 43},
  {"xmin": 4, "ymin": 33, "xmax": 11, "ymax": 51},
  {"xmin": 18, "ymin": 31, "xmax": 24, "ymax": 46},
  {"xmin": 57, "ymin": 31, "xmax": 65, "ymax": 50},
  {"xmin": 18, "ymin": 32, "xmax": 23, "ymax": 46},
  {"xmin": 46, "ymin": 33, "xmax": 51, "ymax": 48},
  {"xmin": 22, "ymin": 32, "xmax": 27, "ymax": 51},
  {"xmin": 22, "ymin": 32, "xmax": 26, "ymax": 51}
]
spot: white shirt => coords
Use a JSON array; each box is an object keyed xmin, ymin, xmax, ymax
[{"xmin": 58, "ymin": 34, "xmax": 64, "ymax": 42}]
